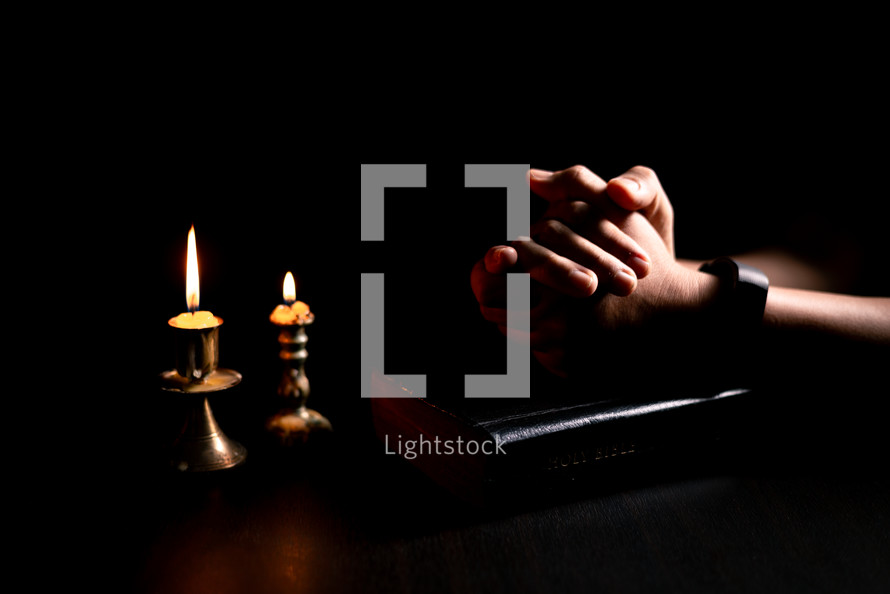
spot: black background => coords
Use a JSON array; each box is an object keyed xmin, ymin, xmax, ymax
[{"xmin": 32, "ymin": 61, "xmax": 890, "ymax": 592}]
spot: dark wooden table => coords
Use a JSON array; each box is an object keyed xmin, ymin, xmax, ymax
[
  {"xmin": 65, "ymin": 153, "xmax": 889, "ymax": 594},
  {"xmin": 79, "ymin": 388, "xmax": 889, "ymax": 594}
]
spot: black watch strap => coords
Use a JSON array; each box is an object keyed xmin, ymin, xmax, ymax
[{"xmin": 698, "ymin": 257, "xmax": 770, "ymax": 328}]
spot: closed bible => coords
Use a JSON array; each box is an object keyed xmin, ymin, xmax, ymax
[{"xmin": 370, "ymin": 371, "xmax": 761, "ymax": 506}]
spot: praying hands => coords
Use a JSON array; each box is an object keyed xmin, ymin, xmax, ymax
[{"xmin": 470, "ymin": 165, "xmax": 889, "ymax": 384}]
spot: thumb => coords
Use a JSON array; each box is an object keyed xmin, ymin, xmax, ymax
[
  {"xmin": 606, "ymin": 165, "xmax": 675, "ymax": 254},
  {"xmin": 606, "ymin": 166, "xmax": 661, "ymax": 212}
]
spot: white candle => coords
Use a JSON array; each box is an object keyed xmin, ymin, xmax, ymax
[
  {"xmin": 170, "ymin": 310, "xmax": 219, "ymax": 329},
  {"xmin": 169, "ymin": 225, "xmax": 220, "ymax": 329},
  {"xmin": 269, "ymin": 271, "xmax": 312, "ymax": 325}
]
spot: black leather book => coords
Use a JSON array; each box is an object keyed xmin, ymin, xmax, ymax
[{"xmin": 370, "ymin": 371, "xmax": 762, "ymax": 506}]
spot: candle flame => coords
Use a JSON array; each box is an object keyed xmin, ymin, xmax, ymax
[
  {"xmin": 186, "ymin": 225, "xmax": 200, "ymax": 313},
  {"xmin": 283, "ymin": 271, "xmax": 296, "ymax": 305}
]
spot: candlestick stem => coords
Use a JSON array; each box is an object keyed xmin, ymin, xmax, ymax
[
  {"xmin": 279, "ymin": 325, "xmax": 311, "ymax": 409},
  {"xmin": 267, "ymin": 315, "xmax": 332, "ymax": 445}
]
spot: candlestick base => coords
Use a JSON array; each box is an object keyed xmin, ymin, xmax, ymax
[
  {"xmin": 265, "ymin": 406, "xmax": 332, "ymax": 447},
  {"xmin": 161, "ymin": 368, "xmax": 247, "ymax": 472}
]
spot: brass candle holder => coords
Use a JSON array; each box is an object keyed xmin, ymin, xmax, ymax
[
  {"xmin": 267, "ymin": 298, "xmax": 332, "ymax": 445},
  {"xmin": 160, "ymin": 316, "xmax": 247, "ymax": 472}
]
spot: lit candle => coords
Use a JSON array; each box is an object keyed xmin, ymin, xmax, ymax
[
  {"xmin": 270, "ymin": 271, "xmax": 312, "ymax": 325},
  {"xmin": 169, "ymin": 225, "xmax": 221, "ymax": 329},
  {"xmin": 265, "ymin": 270, "xmax": 329, "ymax": 443}
]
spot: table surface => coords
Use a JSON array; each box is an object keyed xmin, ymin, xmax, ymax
[
  {"xmin": 78, "ymin": 388, "xmax": 890, "ymax": 594},
  {"xmin": 62, "ymin": 164, "xmax": 889, "ymax": 593}
]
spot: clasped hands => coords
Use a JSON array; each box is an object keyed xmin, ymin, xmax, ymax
[{"xmin": 470, "ymin": 165, "xmax": 718, "ymax": 378}]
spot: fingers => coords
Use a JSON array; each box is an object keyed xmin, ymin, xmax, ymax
[
  {"xmin": 472, "ymin": 222, "xmax": 649, "ymax": 314},
  {"xmin": 474, "ymin": 164, "xmax": 667, "ymax": 327},
  {"xmin": 530, "ymin": 164, "xmax": 670, "ymax": 224},
  {"xmin": 472, "ymin": 238, "xmax": 598, "ymax": 323},
  {"xmin": 529, "ymin": 173, "xmax": 652, "ymax": 291},
  {"xmin": 484, "ymin": 245, "xmax": 517, "ymax": 274},
  {"xmin": 471, "ymin": 246, "xmax": 515, "ymax": 310},
  {"xmin": 529, "ymin": 165, "xmax": 607, "ymax": 203},
  {"xmin": 511, "ymin": 236, "xmax": 600, "ymax": 298},
  {"xmin": 540, "ymin": 197, "xmax": 593, "ymax": 228},
  {"xmin": 525, "ymin": 220, "xmax": 645, "ymax": 297},
  {"xmin": 538, "ymin": 203, "xmax": 651, "ymax": 279},
  {"xmin": 529, "ymin": 164, "xmax": 670, "ymax": 257}
]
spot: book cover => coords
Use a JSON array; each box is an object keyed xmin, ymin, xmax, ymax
[{"xmin": 370, "ymin": 371, "xmax": 761, "ymax": 506}]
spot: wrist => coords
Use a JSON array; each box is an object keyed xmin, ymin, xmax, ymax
[
  {"xmin": 644, "ymin": 263, "xmax": 725, "ymax": 344},
  {"xmin": 667, "ymin": 263, "xmax": 722, "ymax": 316}
]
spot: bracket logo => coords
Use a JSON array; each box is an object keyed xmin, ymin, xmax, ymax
[{"xmin": 361, "ymin": 164, "xmax": 531, "ymax": 399}]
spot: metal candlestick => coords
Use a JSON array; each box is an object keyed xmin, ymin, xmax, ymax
[
  {"xmin": 160, "ymin": 317, "xmax": 247, "ymax": 471},
  {"xmin": 266, "ymin": 307, "xmax": 332, "ymax": 445}
]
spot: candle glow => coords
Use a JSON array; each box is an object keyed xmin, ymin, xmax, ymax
[
  {"xmin": 170, "ymin": 224, "xmax": 220, "ymax": 329},
  {"xmin": 270, "ymin": 271, "xmax": 311, "ymax": 325}
]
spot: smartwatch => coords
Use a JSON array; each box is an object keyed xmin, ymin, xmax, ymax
[{"xmin": 698, "ymin": 257, "xmax": 770, "ymax": 328}]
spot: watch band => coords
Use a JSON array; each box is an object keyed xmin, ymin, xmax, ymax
[{"xmin": 698, "ymin": 257, "xmax": 770, "ymax": 328}]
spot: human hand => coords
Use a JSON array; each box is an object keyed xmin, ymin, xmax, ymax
[
  {"xmin": 470, "ymin": 165, "xmax": 715, "ymax": 378},
  {"xmin": 531, "ymin": 164, "xmax": 675, "ymax": 257},
  {"xmin": 470, "ymin": 165, "xmax": 650, "ymax": 376},
  {"xmin": 471, "ymin": 165, "xmax": 656, "ymax": 303}
]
